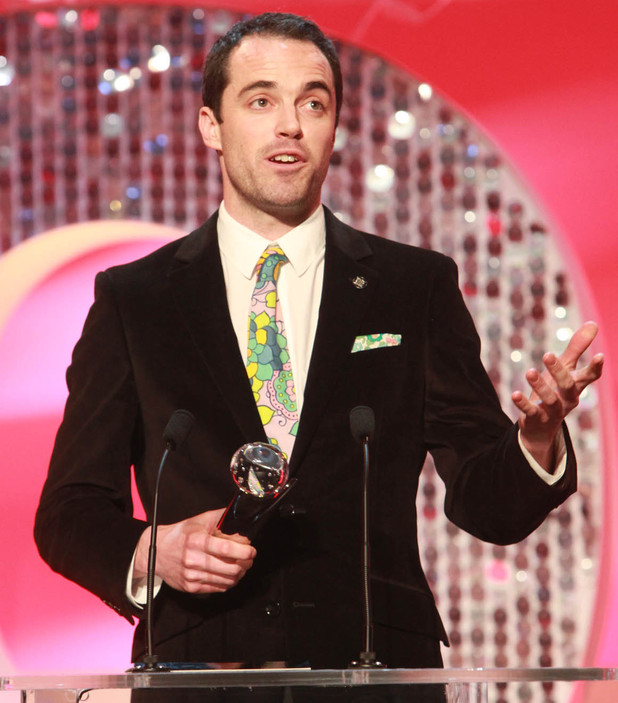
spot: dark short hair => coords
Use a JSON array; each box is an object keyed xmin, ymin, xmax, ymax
[{"xmin": 202, "ymin": 12, "xmax": 343, "ymax": 125}]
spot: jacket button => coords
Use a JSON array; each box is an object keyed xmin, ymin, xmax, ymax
[{"xmin": 265, "ymin": 601, "xmax": 281, "ymax": 617}]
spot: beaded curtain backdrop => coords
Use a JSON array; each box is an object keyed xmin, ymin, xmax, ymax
[{"xmin": 0, "ymin": 6, "xmax": 604, "ymax": 702}]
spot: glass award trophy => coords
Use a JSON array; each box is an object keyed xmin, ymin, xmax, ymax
[{"xmin": 217, "ymin": 442, "xmax": 296, "ymax": 537}]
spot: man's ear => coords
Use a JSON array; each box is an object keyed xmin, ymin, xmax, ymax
[{"xmin": 198, "ymin": 106, "xmax": 222, "ymax": 151}]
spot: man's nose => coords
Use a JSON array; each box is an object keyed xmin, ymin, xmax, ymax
[{"xmin": 276, "ymin": 106, "xmax": 303, "ymax": 139}]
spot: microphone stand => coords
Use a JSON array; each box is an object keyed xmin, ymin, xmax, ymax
[
  {"xmin": 141, "ymin": 445, "xmax": 171, "ymax": 672},
  {"xmin": 130, "ymin": 409, "xmax": 194, "ymax": 673},
  {"xmin": 349, "ymin": 409, "xmax": 386, "ymax": 669}
]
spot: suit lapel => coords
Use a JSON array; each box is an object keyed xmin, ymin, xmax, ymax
[
  {"xmin": 290, "ymin": 209, "xmax": 377, "ymax": 471},
  {"xmin": 167, "ymin": 213, "xmax": 266, "ymax": 444}
]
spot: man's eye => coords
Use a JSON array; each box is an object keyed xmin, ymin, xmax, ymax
[
  {"xmin": 308, "ymin": 100, "xmax": 324, "ymax": 111},
  {"xmin": 251, "ymin": 98, "xmax": 269, "ymax": 108}
]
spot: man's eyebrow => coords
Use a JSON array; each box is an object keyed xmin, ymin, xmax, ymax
[
  {"xmin": 303, "ymin": 80, "xmax": 332, "ymax": 96},
  {"xmin": 238, "ymin": 80, "xmax": 277, "ymax": 97},
  {"xmin": 237, "ymin": 79, "xmax": 333, "ymax": 97}
]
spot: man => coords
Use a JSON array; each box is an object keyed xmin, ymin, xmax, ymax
[{"xmin": 35, "ymin": 11, "xmax": 603, "ymax": 700}]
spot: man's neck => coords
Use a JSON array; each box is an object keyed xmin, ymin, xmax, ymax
[{"xmin": 222, "ymin": 200, "xmax": 322, "ymax": 240}]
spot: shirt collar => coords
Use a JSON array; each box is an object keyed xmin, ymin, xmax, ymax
[{"xmin": 217, "ymin": 202, "xmax": 326, "ymax": 279}]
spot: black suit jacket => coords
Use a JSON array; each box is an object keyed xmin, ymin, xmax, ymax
[{"xmin": 35, "ymin": 208, "xmax": 576, "ymax": 668}]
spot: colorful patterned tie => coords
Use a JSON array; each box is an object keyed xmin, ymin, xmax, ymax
[{"xmin": 246, "ymin": 246, "xmax": 299, "ymax": 459}]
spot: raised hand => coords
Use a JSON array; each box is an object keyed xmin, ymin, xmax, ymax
[{"xmin": 512, "ymin": 321, "xmax": 603, "ymax": 471}]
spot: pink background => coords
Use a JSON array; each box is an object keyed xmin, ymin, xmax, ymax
[{"xmin": 0, "ymin": 0, "xmax": 616, "ymax": 696}]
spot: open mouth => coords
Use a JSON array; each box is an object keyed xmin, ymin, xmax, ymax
[{"xmin": 269, "ymin": 154, "xmax": 300, "ymax": 163}]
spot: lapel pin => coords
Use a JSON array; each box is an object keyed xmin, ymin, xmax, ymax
[{"xmin": 352, "ymin": 276, "xmax": 367, "ymax": 289}]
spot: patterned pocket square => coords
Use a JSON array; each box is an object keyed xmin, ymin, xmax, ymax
[{"xmin": 351, "ymin": 333, "xmax": 402, "ymax": 353}]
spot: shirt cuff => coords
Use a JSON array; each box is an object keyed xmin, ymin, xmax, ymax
[
  {"xmin": 126, "ymin": 547, "xmax": 162, "ymax": 608},
  {"xmin": 517, "ymin": 428, "xmax": 567, "ymax": 486}
]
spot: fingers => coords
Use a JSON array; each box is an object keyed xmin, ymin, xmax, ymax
[
  {"xmin": 541, "ymin": 353, "xmax": 577, "ymax": 404},
  {"xmin": 580, "ymin": 352, "xmax": 604, "ymax": 384},
  {"xmin": 521, "ymin": 325, "xmax": 603, "ymax": 411},
  {"xmin": 191, "ymin": 529, "xmax": 256, "ymax": 564},
  {"xmin": 154, "ymin": 509, "xmax": 257, "ymax": 594},
  {"xmin": 559, "ymin": 321, "xmax": 599, "ymax": 370},
  {"xmin": 541, "ymin": 349, "xmax": 603, "ymax": 402},
  {"xmin": 513, "ymin": 324, "xmax": 603, "ymax": 441},
  {"xmin": 180, "ymin": 546, "xmax": 254, "ymax": 593},
  {"xmin": 512, "ymin": 393, "xmax": 544, "ymax": 428},
  {"xmin": 179, "ymin": 526, "xmax": 256, "ymax": 593},
  {"xmin": 513, "ymin": 364, "xmax": 564, "ymax": 416},
  {"xmin": 512, "ymin": 372, "xmax": 560, "ymax": 423},
  {"xmin": 512, "ymin": 387, "xmax": 543, "ymax": 417},
  {"xmin": 514, "ymin": 322, "xmax": 602, "ymax": 468},
  {"xmin": 517, "ymin": 358, "xmax": 577, "ymax": 423}
]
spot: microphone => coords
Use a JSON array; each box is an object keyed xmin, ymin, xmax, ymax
[
  {"xmin": 348, "ymin": 406, "xmax": 386, "ymax": 669},
  {"xmin": 349, "ymin": 405, "xmax": 375, "ymax": 443},
  {"xmin": 162, "ymin": 409, "xmax": 194, "ymax": 449},
  {"xmin": 140, "ymin": 409, "xmax": 195, "ymax": 672}
]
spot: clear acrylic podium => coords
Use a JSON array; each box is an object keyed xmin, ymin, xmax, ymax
[{"xmin": 2, "ymin": 668, "xmax": 618, "ymax": 703}]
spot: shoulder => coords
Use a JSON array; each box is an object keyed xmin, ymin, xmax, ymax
[
  {"xmin": 324, "ymin": 207, "xmax": 456, "ymax": 278},
  {"xmin": 366, "ymin": 231, "xmax": 453, "ymax": 271},
  {"xmin": 100, "ymin": 214, "xmax": 218, "ymax": 289},
  {"xmin": 106, "ymin": 237, "xmax": 184, "ymax": 281}
]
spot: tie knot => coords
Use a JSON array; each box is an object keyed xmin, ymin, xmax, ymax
[{"xmin": 255, "ymin": 245, "xmax": 288, "ymax": 284}]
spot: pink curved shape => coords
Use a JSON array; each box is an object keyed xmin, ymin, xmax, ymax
[{"xmin": 0, "ymin": 224, "xmax": 182, "ymax": 673}]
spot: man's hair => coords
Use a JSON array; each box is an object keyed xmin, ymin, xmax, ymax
[{"xmin": 202, "ymin": 12, "xmax": 343, "ymax": 125}]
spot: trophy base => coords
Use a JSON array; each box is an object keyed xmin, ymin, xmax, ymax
[{"xmin": 217, "ymin": 479, "xmax": 297, "ymax": 538}]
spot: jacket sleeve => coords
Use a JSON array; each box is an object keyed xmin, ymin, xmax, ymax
[
  {"xmin": 423, "ymin": 256, "xmax": 576, "ymax": 544},
  {"xmin": 34, "ymin": 271, "xmax": 147, "ymax": 621}
]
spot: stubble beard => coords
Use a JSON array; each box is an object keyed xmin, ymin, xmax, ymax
[{"xmin": 229, "ymin": 161, "xmax": 327, "ymax": 225}]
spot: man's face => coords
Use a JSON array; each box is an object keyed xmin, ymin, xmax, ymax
[{"xmin": 199, "ymin": 35, "xmax": 337, "ymax": 233}]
